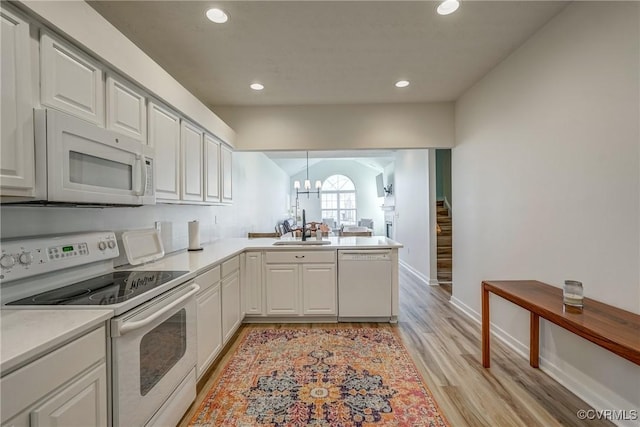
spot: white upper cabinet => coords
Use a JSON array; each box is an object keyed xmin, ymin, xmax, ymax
[
  {"xmin": 148, "ymin": 101, "xmax": 180, "ymax": 201},
  {"xmin": 40, "ymin": 32, "xmax": 104, "ymax": 126},
  {"xmin": 106, "ymin": 74, "xmax": 147, "ymax": 141},
  {"xmin": 221, "ymin": 144, "xmax": 233, "ymax": 204},
  {"xmin": 0, "ymin": 6, "xmax": 35, "ymax": 197},
  {"xmin": 180, "ymin": 120, "xmax": 204, "ymax": 202},
  {"xmin": 204, "ymin": 134, "xmax": 221, "ymax": 203}
]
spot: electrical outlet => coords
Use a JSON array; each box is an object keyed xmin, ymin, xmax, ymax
[
  {"xmin": 155, "ymin": 221, "xmax": 162, "ymax": 233},
  {"xmin": 214, "ymin": 215, "xmax": 218, "ymax": 224}
]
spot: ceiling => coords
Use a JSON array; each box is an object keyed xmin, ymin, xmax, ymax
[
  {"xmin": 88, "ymin": 1, "xmax": 568, "ymax": 107},
  {"xmin": 264, "ymin": 150, "xmax": 395, "ymax": 176}
]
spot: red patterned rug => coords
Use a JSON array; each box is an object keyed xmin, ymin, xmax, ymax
[{"xmin": 188, "ymin": 328, "xmax": 450, "ymax": 426}]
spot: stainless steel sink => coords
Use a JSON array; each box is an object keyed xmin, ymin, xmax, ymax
[{"xmin": 272, "ymin": 240, "xmax": 332, "ymax": 246}]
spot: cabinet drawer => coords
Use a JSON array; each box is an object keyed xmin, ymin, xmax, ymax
[
  {"xmin": 1, "ymin": 326, "xmax": 105, "ymax": 423},
  {"xmin": 195, "ymin": 265, "xmax": 220, "ymax": 294},
  {"xmin": 221, "ymin": 256, "xmax": 239, "ymax": 277},
  {"xmin": 265, "ymin": 251, "xmax": 336, "ymax": 264}
]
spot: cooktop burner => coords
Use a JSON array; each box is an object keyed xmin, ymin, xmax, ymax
[{"xmin": 7, "ymin": 271, "xmax": 189, "ymax": 306}]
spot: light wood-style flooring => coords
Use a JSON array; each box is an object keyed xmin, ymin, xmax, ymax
[{"xmin": 180, "ymin": 269, "xmax": 611, "ymax": 426}]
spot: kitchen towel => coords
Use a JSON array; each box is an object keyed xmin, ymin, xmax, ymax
[{"xmin": 188, "ymin": 220, "xmax": 201, "ymax": 250}]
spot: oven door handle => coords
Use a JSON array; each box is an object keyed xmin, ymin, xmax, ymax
[{"xmin": 117, "ymin": 284, "xmax": 200, "ymax": 336}]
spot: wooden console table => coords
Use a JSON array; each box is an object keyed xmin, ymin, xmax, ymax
[{"xmin": 481, "ymin": 280, "xmax": 640, "ymax": 368}]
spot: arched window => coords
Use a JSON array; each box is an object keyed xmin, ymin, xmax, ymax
[{"xmin": 321, "ymin": 175, "xmax": 356, "ymax": 227}]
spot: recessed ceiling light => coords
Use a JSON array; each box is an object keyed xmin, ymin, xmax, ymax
[
  {"xmin": 250, "ymin": 83, "xmax": 264, "ymax": 91},
  {"xmin": 395, "ymin": 80, "xmax": 410, "ymax": 88},
  {"xmin": 437, "ymin": 0, "xmax": 460, "ymax": 16},
  {"xmin": 206, "ymin": 8, "xmax": 228, "ymax": 23}
]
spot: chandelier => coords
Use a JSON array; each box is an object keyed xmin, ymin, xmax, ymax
[{"xmin": 294, "ymin": 151, "xmax": 321, "ymax": 199}]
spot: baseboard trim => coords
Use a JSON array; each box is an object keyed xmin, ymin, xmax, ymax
[
  {"xmin": 399, "ymin": 260, "xmax": 438, "ymax": 286},
  {"xmin": 448, "ymin": 296, "xmax": 637, "ymax": 427},
  {"xmin": 449, "ymin": 296, "xmax": 529, "ymax": 359}
]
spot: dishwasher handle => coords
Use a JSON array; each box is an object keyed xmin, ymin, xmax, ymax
[{"xmin": 339, "ymin": 250, "xmax": 391, "ymax": 261}]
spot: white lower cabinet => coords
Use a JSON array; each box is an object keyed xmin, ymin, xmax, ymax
[
  {"xmin": 221, "ymin": 257, "xmax": 241, "ymax": 343},
  {"xmin": 195, "ymin": 266, "xmax": 222, "ymax": 380},
  {"xmin": 30, "ymin": 364, "xmax": 106, "ymax": 427},
  {"xmin": 302, "ymin": 264, "xmax": 337, "ymax": 315},
  {"xmin": 262, "ymin": 251, "xmax": 337, "ymax": 318},
  {"xmin": 0, "ymin": 327, "xmax": 107, "ymax": 427},
  {"xmin": 265, "ymin": 264, "xmax": 299, "ymax": 315},
  {"xmin": 243, "ymin": 252, "xmax": 263, "ymax": 315}
]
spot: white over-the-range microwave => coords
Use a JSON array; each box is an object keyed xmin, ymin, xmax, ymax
[{"xmin": 5, "ymin": 108, "xmax": 155, "ymax": 206}]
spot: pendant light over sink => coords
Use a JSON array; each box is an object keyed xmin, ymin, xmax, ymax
[{"xmin": 294, "ymin": 151, "xmax": 321, "ymax": 200}]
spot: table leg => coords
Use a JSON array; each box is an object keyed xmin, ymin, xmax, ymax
[
  {"xmin": 482, "ymin": 284, "xmax": 490, "ymax": 367},
  {"xmin": 530, "ymin": 312, "xmax": 540, "ymax": 368}
]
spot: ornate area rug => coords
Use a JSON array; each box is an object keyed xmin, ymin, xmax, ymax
[{"xmin": 189, "ymin": 328, "xmax": 449, "ymax": 426}]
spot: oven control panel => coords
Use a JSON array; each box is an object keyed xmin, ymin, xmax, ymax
[{"xmin": 0, "ymin": 232, "xmax": 119, "ymax": 282}]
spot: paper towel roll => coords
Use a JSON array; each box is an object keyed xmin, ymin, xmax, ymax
[{"xmin": 188, "ymin": 220, "xmax": 201, "ymax": 250}]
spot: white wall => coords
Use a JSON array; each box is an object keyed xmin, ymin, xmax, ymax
[
  {"xmin": 394, "ymin": 150, "xmax": 434, "ymax": 283},
  {"xmin": 453, "ymin": 2, "xmax": 639, "ymax": 422},
  {"xmin": 214, "ymin": 103, "xmax": 454, "ymax": 151},
  {"xmin": 0, "ymin": 153, "xmax": 289, "ymax": 255},
  {"xmin": 289, "ymin": 160, "xmax": 385, "ymax": 235}
]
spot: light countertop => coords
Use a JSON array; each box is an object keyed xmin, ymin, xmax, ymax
[
  {"xmin": 125, "ymin": 236, "xmax": 402, "ymax": 275},
  {"xmin": 0, "ymin": 309, "xmax": 112, "ymax": 375},
  {"xmin": 1, "ymin": 236, "xmax": 401, "ymax": 374}
]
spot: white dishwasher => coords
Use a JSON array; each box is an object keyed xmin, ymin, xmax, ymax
[{"xmin": 338, "ymin": 250, "xmax": 392, "ymax": 320}]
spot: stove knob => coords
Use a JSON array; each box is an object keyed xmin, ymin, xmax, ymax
[
  {"xmin": 98, "ymin": 241, "xmax": 107, "ymax": 251},
  {"xmin": 19, "ymin": 252, "xmax": 33, "ymax": 265},
  {"xmin": 108, "ymin": 240, "xmax": 116, "ymax": 249},
  {"xmin": 0, "ymin": 255, "xmax": 16, "ymax": 269}
]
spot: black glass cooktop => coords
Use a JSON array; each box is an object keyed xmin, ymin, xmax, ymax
[{"xmin": 7, "ymin": 271, "xmax": 189, "ymax": 306}]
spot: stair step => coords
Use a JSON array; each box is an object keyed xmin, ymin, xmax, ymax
[
  {"xmin": 437, "ymin": 207, "xmax": 449, "ymax": 216},
  {"xmin": 437, "ymin": 235, "xmax": 452, "ymax": 246},
  {"xmin": 437, "ymin": 271, "xmax": 452, "ymax": 281},
  {"xmin": 437, "ymin": 258, "xmax": 452, "ymax": 269},
  {"xmin": 436, "ymin": 200, "xmax": 445, "ymax": 207},
  {"xmin": 437, "ymin": 216, "xmax": 452, "ymax": 224},
  {"xmin": 437, "ymin": 246, "xmax": 452, "ymax": 256},
  {"xmin": 438, "ymin": 225, "xmax": 452, "ymax": 233}
]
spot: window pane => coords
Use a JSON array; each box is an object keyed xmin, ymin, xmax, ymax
[
  {"xmin": 322, "ymin": 174, "xmax": 355, "ymax": 191},
  {"xmin": 341, "ymin": 192, "xmax": 356, "ymax": 209},
  {"xmin": 322, "ymin": 210, "xmax": 338, "ymax": 223},
  {"xmin": 321, "ymin": 193, "xmax": 337, "ymax": 209},
  {"xmin": 341, "ymin": 210, "xmax": 357, "ymax": 225}
]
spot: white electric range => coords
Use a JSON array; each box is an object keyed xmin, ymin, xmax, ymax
[{"xmin": 0, "ymin": 231, "xmax": 198, "ymax": 427}]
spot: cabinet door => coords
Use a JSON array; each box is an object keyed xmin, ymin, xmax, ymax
[
  {"xmin": 40, "ymin": 32, "xmax": 104, "ymax": 126},
  {"xmin": 265, "ymin": 264, "xmax": 299, "ymax": 315},
  {"xmin": 221, "ymin": 144, "xmax": 233, "ymax": 203},
  {"xmin": 204, "ymin": 134, "xmax": 220, "ymax": 203},
  {"xmin": 1, "ymin": 6, "xmax": 35, "ymax": 197},
  {"xmin": 244, "ymin": 252, "xmax": 263, "ymax": 315},
  {"xmin": 106, "ymin": 74, "xmax": 147, "ymax": 141},
  {"xmin": 149, "ymin": 102, "xmax": 180, "ymax": 200},
  {"xmin": 180, "ymin": 120, "xmax": 204, "ymax": 201},
  {"xmin": 302, "ymin": 263, "xmax": 337, "ymax": 315},
  {"xmin": 221, "ymin": 270, "xmax": 241, "ymax": 343},
  {"xmin": 196, "ymin": 283, "xmax": 222, "ymax": 379},
  {"xmin": 30, "ymin": 363, "xmax": 107, "ymax": 427}
]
